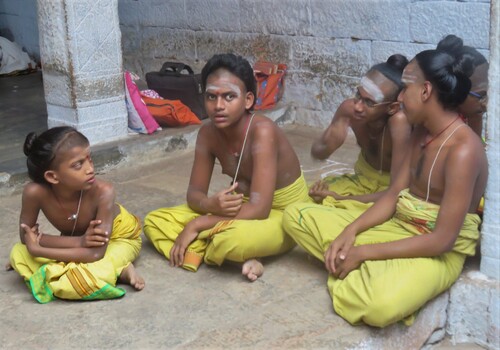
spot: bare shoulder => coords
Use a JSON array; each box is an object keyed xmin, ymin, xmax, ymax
[
  {"xmin": 452, "ymin": 127, "xmax": 486, "ymax": 161},
  {"xmin": 388, "ymin": 110, "xmax": 409, "ymax": 126},
  {"xmin": 196, "ymin": 121, "xmax": 218, "ymax": 149},
  {"xmin": 335, "ymin": 99, "xmax": 355, "ymax": 120},
  {"xmin": 251, "ymin": 114, "xmax": 278, "ymax": 136},
  {"xmin": 198, "ymin": 121, "xmax": 213, "ymax": 135},
  {"xmin": 22, "ymin": 182, "xmax": 49, "ymax": 200},
  {"xmin": 90, "ymin": 178, "xmax": 116, "ymax": 202},
  {"xmin": 388, "ymin": 110, "xmax": 412, "ymax": 141}
]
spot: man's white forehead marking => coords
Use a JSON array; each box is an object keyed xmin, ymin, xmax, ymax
[
  {"xmin": 401, "ymin": 72, "xmax": 418, "ymax": 85},
  {"xmin": 360, "ymin": 76, "xmax": 384, "ymax": 103},
  {"xmin": 205, "ymin": 83, "xmax": 242, "ymax": 96}
]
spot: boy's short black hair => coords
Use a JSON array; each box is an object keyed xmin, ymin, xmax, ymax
[{"xmin": 201, "ymin": 53, "xmax": 257, "ymax": 110}]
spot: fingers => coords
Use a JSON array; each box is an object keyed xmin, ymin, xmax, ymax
[
  {"xmin": 20, "ymin": 223, "xmax": 38, "ymax": 249},
  {"xmin": 169, "ymin": 244, "xmax": 185, "ymax": 267},
  {"xmin": 87, "ymin": 234, "xmax": 109, "ymax": 247},
  {"xmin": 217, "ymin": 192, "xmax": 243, "ymax": 216},
  {"xmin": 324, "ymin": 245, "xmax": 338, "ymax": 274},
  {"xmin": 309, "ymin": 180, "xmax": 320, "ymax": 194},
  {"xmin": 20, "ymin": 223, "xmax": 33, "ymax": 235},
  {"xmin": 223, "ymin": 195, "xmax": 243, "ymax": 207},
  {"xmin": 320, "ymin": 181, "xmax": 328, "ymax": 191},
  {"xmin": 83, "ymin": 221, "xmax": 109, "ymax": 247},
  {"xmin": 225, "ymin": 181, "xmax": 239, "ymax": 194},
  {"xmin": 338, "ymin": 244, "xmax": 351, "ymax": 261},
  {"xmin": 223, "ymin": 203, "xmax": 243, "ymax": 213},
  {"xmin": 36, "ymin": 230, "xmax": 43, "ymax": 244},
  {"xmin": 89, "ymin": 219, "xmax": 102, "ymax": 228},
  {"xmin": 91, "ymin": 227, "xmax": 109, "ymax": 238},
  {"xmin": 336, "ymin": 260, "xmax": 353, "ymax": 280},
  {"xmin": 169, "ymin": 246, "xmax": 176, "ymax": 267},
  {"xmin": 337, "ymin": 268, "xmax": 347, "ymax": 280}
]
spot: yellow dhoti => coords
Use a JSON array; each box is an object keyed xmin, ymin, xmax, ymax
[
  {"xmin": 10, "ymin": 205, "xmax": 142, "ymax": 303},
  {"xmin": 319, "ymin": 153, "xmax": 390, "ymax": 210},
  {"xmin": 144, "ymin": 173, "xmax": 311, "ymax": 272},
  {"xmin": 283, "ymin": 188, "xmax": 480, "ymax": 327}
]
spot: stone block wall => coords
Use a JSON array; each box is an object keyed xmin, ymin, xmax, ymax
[
  {"xmin": 118, "ymin": 0, "xmax": 490, "ymax": 128},
  {"xmin": 448, "ymin": 271, "xmax": 500, "ymax": 349}
]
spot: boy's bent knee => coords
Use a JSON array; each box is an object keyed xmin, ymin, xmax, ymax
[{"xmin": 334, "ymin": 291, "xmax": 404, "ymax": 328}]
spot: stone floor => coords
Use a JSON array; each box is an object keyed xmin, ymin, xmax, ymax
[{"xmin": 0, "ymin": 72, "xmax": 485, "ymax": 349}]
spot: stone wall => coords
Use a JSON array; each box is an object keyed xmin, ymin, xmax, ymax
[{"xmin": 118, "ymin": 0, "xmax": 490, "ymax": 128}]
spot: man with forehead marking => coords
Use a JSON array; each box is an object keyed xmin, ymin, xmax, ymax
[
  {"xmin": 309, "ymin": 54, "xmax": 412, "ymax": 211},
  {"xmin": 144, "ymin": 54, "xmax": 311, "ymax": 281},
  {"xmin": 206, "ymin": 82, "xmax": 242, "ymax": 96},
  {"xmin": 359, "ymin": 76, "xmax": 385, "ymax": 102}
]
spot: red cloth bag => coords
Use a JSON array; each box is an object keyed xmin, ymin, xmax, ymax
[
  {"xmin": 141, "ymin": 95, "xmax": 201, "ymax": 127},
  {"xmin": 253, "ymin": 61, "xmax": 287, "ymax": 110}
]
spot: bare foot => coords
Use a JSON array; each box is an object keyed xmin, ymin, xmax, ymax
[
  {"xmin": 242, "ymin": 259, "xmax": 264, "ymax": 282},
  {"xmin": 5, "ymin": 262, "xmax": 13, "ymax": 271},
  {"xmin": 118, "ymin": 264, "xmax": 145, "ymax": 291}
]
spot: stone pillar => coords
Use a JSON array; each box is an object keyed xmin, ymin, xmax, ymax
[
  {"xmin": 36, "ymin": 0, "xmax": 127, "ymax": 144},
  {"xmin": 480, "ymin": 0, "xmax": 500, "ymax": 281}
]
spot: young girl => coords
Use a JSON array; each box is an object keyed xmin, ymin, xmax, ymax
[
  {"xmin": 283, "ymin": 36, "xmax": 487, "ymax": 327},
  {"xmin": 144, "ymin": 53, "xmax": 311, "ymax": 281},
  {"xmin": 8, "ymin": 127, "xmax": 145, "ymax": 303}
]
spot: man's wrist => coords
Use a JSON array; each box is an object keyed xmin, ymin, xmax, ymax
[{"xmin": 357, "ymin": 245, "xmax": 369, "ymax": 262}]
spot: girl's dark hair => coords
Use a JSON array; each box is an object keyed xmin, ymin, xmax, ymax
[
  {"xmin": 369, "ymin": 54, "xmax": 409, "ymax": 100},
  {"xmin": 416, "ymin": 35, "xmax": 474, "ymax": 109},
  {"xmin": 23, "ymin": 126, "xmax": 89, "ymax": 184},
  {"xmin": 201, "ymin": 53, "xmax": 257, "ymax": 110}
]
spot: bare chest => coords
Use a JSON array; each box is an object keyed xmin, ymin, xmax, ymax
[
  {"xmin": 217, "ymin": 151, "xmax": 252, "ymax": 194},
  {"xmin": 41, "ymin": 200, "xmax": 97, "ymax": 236},
  {"xmin": 354, "ymin": 127, "xmax": 391, "ymax": 171},
  {"xmin": 409, "ymin": 145, "xmax": 449, "ymax": 202}
]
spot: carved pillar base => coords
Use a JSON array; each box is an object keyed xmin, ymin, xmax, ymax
[{"xmin": 37, "ymin": 0, "xmax": 127, "ymax": 144}]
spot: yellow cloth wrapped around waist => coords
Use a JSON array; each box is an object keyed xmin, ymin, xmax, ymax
[
  {"xmin": 354, "ymin": 152, "xmax": 390, "ymax": 187},
  {"xmin": 393, "ymin": 189, "xmax": 481, "ymax": 256},
  {"xmin": 13, "ymin": 204, "xmax": 142, "ymax": 303},
  {"xmin": 321, "ymin": 153, "xmax": 389, "ymax": 208},
  {"xmin": 110, "ymin": 204, "xmax": 142, "ymax": 240},
  {"xmin": 206, "ymin": 172, "xmax": 311, "ymax": 238},
  {"xmin": 269, "ymin": 172, "xmax": 312, "ymax": 209}
]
